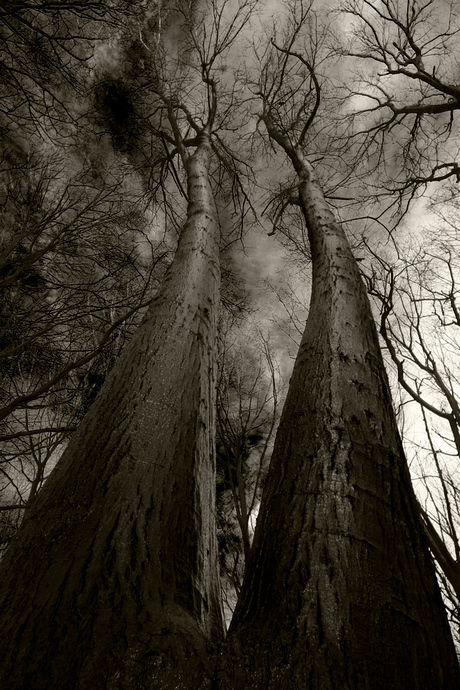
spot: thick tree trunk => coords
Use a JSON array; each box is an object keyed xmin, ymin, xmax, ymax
[
  {"xmin": 227, "ymin": 156, "xmax": 460, "ymax": 689},
  {"xmin": 0, "ymin": 133, "xmax": 223, "ymax": 690}
]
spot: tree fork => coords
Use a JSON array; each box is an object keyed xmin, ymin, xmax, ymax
[
  {"xmin": 0, "ymin": 133, "xmax": 223, "ymax": 690},
  {"xmin": 226, "ymin": 154, "xmax": 460, "ymax": 689}
]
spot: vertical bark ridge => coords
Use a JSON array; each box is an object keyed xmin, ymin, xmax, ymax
[
  {"xmin": 0, "ymin": 133, "xmax": 223, "ymax": 690},
  {"xmin": 227, "ymin": 156, "xmax": 460, "ymax": 689}
]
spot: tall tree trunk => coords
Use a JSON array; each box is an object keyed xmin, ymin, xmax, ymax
[
  {"xmin": 227, "ymin": 154, "xmax": 460, "ymax": 689},
  {"xmin": 0, "ymin": 132, "xmax": 223, "ymax": 690}
]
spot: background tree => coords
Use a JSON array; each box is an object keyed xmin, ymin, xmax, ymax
[
  {"xmin": 340, "ymin": 0, "xmax": 460, "ymax": 212},
  {"xmin": 216, "ymin": 325, "xmax": 282, "ymax": 621},
  {"xmin": 0, "ymin": 0, "xmax": 171, "ymax": 541},
  {"xmin": 0, "ymin": 0, "xmax": 139, "ymax": 136},
  {"xmin": 0, "ymin": 134, "xmax": 166, "ymax": 544}
]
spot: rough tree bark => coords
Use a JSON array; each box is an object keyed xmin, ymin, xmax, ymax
[
  {"xmin": 0, "ymin": 130, "xmax": 223, "ymax": 690},
  {"xmin": 226, "ymin": 150, "xmax": 460, "ymax": 689}
]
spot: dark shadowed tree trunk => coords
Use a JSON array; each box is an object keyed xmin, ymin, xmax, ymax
[
  {"xmin": 0, "ymin": 129, "xmax": 223, "ymax": 690},
  {"xmin": 226, "ymin": 149, "xmax": 460, "ymax": 689}
]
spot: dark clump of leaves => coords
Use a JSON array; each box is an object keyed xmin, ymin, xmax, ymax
[{"xmin": 93, "ymin": 78, "xmax": 142, "ymax": 152}]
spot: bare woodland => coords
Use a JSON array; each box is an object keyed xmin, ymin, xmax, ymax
[{"xmin": 1, "ymin": 0, "xmax": 460, "ymax": 688}]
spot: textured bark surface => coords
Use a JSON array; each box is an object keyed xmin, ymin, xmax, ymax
[
  {"xmin": 0, "ymin": 133, "xmax": 223, "ymax": 690},
  {"xmin": 227, "ymin": 157, "xmax": 460, "ymax": 689}
]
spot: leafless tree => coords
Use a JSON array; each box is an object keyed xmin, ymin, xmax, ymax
[
  {"xmin": 340, "ymin": 0, "xmax": 460, "ymax": 209},
  {"xmin": 226, "ymin": 2, "xmax": 460, "ymax": 686},
  {"xmin": 0, "ymin": 1, "xmax": 260, "ymax": 687}
]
